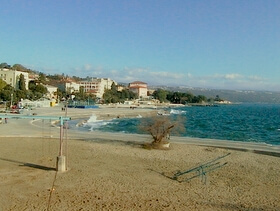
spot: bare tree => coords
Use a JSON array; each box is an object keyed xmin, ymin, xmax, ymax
[{"xmin": 140, "ymin": 115, "xmax": 186, "ymax": 148}]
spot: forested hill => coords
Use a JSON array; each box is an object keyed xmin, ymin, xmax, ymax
[{"xmin": 151, "ymin": 86, "xmax": 280, "ymax": 104}]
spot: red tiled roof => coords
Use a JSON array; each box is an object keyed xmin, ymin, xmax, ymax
[{"xmin": 129, "ymin": 81, "xmax": 147, "ymax": 85}]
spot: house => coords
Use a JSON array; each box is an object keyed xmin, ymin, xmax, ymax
[
  {"xmin": 44, "ymin": 85, "xmax": 58, "ymax": 100},
  {"xmin": 128, "ymin": 81, "xmax": 148, "ymax": 99},
  {"xmin": 62, "ymin": 77, "xmax": 117, "ymax": 99},
  {"xmin": 0, "ymin": 68, "xmax": 29, "ymax": 90},
  {"xmin": 64, "ymin": 81, "xmax": 80, "ymax": 94}
]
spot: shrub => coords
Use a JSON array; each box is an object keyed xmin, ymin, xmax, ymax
[{"xmin": 140, "ymin": 115, "xmax": 186, "ymax": 148}]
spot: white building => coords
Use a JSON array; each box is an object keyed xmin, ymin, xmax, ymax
[
  {"xmin": 0, "ymin": 68, "xmax": 29, "ymax": 90},
  {"xmin": 19, "ymin": 99, "xmax": 53, "ymax": 108},
  {"xmin": 63, "ymin": 78, "xmax": 117, "ymax": 99},
  {"xmin": 44, "ymin": 85, "xmax": 58, "ymax": 99},
  {"xmin": 129, "ymin": 81, "xmax": 148, "ymax": 99},
  {"xmin": 64, "ymin": 81, "xmax": 80, "ymax": 93}
]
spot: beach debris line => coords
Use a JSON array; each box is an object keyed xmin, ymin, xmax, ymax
[{"xmin": 164, "ymin": 153, "xmax": 231, "ymax": 184}]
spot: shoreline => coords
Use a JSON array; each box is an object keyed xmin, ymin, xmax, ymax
[
  {"xmin": 1, "ymin": 106, "xmax": 280, "ymax": 210},
  {"xmin": 0, "ymin": 105, "xmax": 280, "ymax": 154}
]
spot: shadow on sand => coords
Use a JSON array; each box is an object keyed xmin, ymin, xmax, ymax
[
  {"xmin": 0, "ymin": 157, "xmax": 56, "ymax": 171},
  {"xmin": 204, "ymin": 146, "xmax": 280, "ymax": 158},
  {"xmin": 84, "ymin": 138, "xmax": 146, "ymax": 148}
]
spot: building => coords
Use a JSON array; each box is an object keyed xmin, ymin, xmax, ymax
[
  {"xmin": 63, "ymin": 78, "xmax": 117, "ymax": 99},
  {"xmin": 128, "ymin": 81, "xmax": 148, "ymax": 99},
  {"xmin": 117, "ymin": 84, "xmax": 126, "ymax": 92},
  {"xmin": 64, "ymin": 81, "xmax": 80, "ymax": 94},
  {"xmin": 0, "ymin": 68, "xmax": 29, "ymax": 90},
  {"xmin": 44, "ymin": 85, "xmax": 58, "ymax": 100}
]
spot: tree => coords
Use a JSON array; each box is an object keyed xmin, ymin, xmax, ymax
[
  {"xmin": 153, "ymin": 89, "xmax": 168, "ymax": 103},
  {"xmin": 103, "ymin": 90, "xmax": 113, "ymax": 103},
  {"xmin": 56, "ymin": 88, "xmax": 66, "ymax": 101},
  {"xmin": 73, "ymin": 86, "xmax": 87, "ymax": 101},
  {"xmin": 18, "ymin": 74, "xmax": 26, "ymax": 91},
  {"xmin": 0, "ymin": 79, "xmax": 7, "ymax": 90},
  {"xmin": 28, "ymin": 81, "xmax": 36, "ymax": 90},
  {"xmin": 28, "ymin": 82, "xmax": 48, "ymax": 100},
  {"xmin": 183, "ymin": 92, "xmax": 194, "ymax": 103},
  {"xmin": 102, "ymin": 85, "xmax": 137, "ymax": 104},
  {"xmin": 0, "ymin": 89, "xmax": 13, "ymax": 101},
  {"xmin": 38, "ymin": 72, "xmax": 47, "ymax": 84},
  {"xmin": 72, "ymin": 76, "xmax": 82, "ymax": 82},
  {"xmin": 33, "ymin": 84, "xmax": 47, "ymax": 94},
  {"xmin": 167, "ymin": 91, "xmax": 184, "ymax": 104},
  {"xmin": 0, "ymin": 63, "xmax": 11, "ymax": 68},
  {"xmin": 15, "ymin": 90, "xmax": 27, "ymax": 101},
  {"xmin": 13, "ymin": 64, "xmax": 28, "ymax": 72},
  {"xmin": 197, "ymin": 95, "xmax": 207, "ymax": 103},
  {"xmin": 140, "ymin": 115, "xmax": 186, "ymax": 149},
  {"xmin": 215, "ymin": 95, "xmax": 223, "ymax": 102},
  {"xmin": 3, "ymin": 84, "xmax": 14, "ymax": 91},
  {"xmin": 0, "ymin": 85, "xmax": 15, "ymax": 103},
  {"xmin": 192, "ymin": 95, "xmax": 207, "ymax": 103},
  {"xmin": 111, "ymin": 82, "xmax": 117, "ymax": 93}
]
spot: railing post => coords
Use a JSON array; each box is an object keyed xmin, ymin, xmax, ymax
[
  {"xmin": 59, "ymin": 116, "xmax": 63, "ymax": 156},
  {"xmin": 57, "ymin": 116, "xmax": 66, "ymax": 172}
]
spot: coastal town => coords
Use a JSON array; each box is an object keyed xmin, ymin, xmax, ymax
[{"xmin": 0, "ymin": 64, "xmax": 150, "ymax": 106}]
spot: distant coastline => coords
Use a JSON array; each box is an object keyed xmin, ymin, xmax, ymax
[{"xmin": 150, "ymin": 86, "xmax": 280, "ymax": 104}]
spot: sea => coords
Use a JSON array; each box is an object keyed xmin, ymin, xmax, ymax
[{"xmin": 69, "ymin": 103, "xmax": 280, "ymax": 146}]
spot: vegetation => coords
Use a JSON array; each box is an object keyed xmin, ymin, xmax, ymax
[
  {"xmin": 0, "ymin": 78, "xmax": 7, "ymax": 90},
  {"xmin": 0, "ymin": 63, "xmax": 11, "ymax": 69},
  {"xmin": 153, "ymin": 89, "xmax": 213, "ymax": 104},
  {"xmin": 103, "ymin": 82, "xmax": 137, "ymax": 104},
  {"xmin": 38, "ymin": 72, "xmax": 47, "ymax": 84},
  {"xmin": 0, "ymin": 64, "xmax": 49, "ymax": 105},
  {"xmin": 28, "ymin": 81, "xmax": 48, "ymax": 100},
  {"xmin": 18, "ymin": 74, "xmax": 26, "ymax": 91},
  {"xmin": 152, "ymin": 89, "xmax": 168, "ymax": 103},
  {"xmin": 71, "ymin": 86, "xmax": 95, "ymax": 102},
  {"xmin": 140, "ymin": 115, "xmax": 186, "ymax": 149},
  {"xmin": 12, "ymin": 64, "xmax": 30, "ymax": 72}
]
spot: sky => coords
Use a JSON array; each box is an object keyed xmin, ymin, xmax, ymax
[{"xmin": 0, "ymin": 0, "xmax": 279, "ymax": 91}]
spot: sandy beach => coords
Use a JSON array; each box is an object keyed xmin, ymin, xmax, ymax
[{"xmin": 0, "ymin": 105, "xmax": 280, "ymax": 210}]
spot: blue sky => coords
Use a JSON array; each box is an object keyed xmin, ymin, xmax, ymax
[{"xmin": 1, "ymin": 0, "xmax": 279, "ymax": 91}]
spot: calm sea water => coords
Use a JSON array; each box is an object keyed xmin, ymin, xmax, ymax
[{"xmin": 70, "ymin": 104, "xmax": 280, "ymax": 145}]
